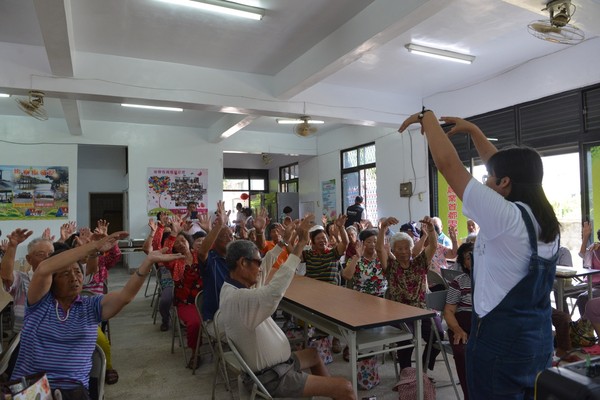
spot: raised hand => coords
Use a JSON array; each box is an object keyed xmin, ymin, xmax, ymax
[
  {"xmin": 148, "ymin": 218, "xmax": 158, "ymax": 233},
  {"xmin": 60, "ymin": 221, "xmax": 77, "ymax": 242},
  {"xmin": 438, "ymin": 116, "xmax": 477, "ymax": 138},
  {"xmin": 381, "ymin": 217, "xmax": 399, "ymax": 229},
  {"xmin": 79, "ymin": 227, "xmax": 93, "ymax": 244},
  {"xmin": 296, "ymin": 213, "xmax": 314, "ymax": 244},
  {"xmin": 419, "ymin": 216, "xmax": 435, "ymax": 236},
  {"xmin": 170, "ymin": 215, "xmax": 184, "ymax": 235},
  {"xmin": 42, "ymin": 227, "xmax": 55, "ymax": 242},
  {"xmin": 198, "ymin": 213, "xmax": 211, "ymax": 233},
  {"xmin": 355, "ymin": 240, "xmax": 364, "ymax": 258},
  {"xmin": 283, "ymin": 220, "xmax": 295, "ymax": 243},
  {"xmin": 321, "ymin": 214, "xmax": 328, "ymax": 227},
  {"xmin": 96, "ymin": 219, "xmax": 110, "ymax": 235},
  {"xmin": 334, "ymin": 214, "xmax": 347, "ymax": 229},
  {"xmin": 8, "ymin": 229, "xmax": 34, "ymax": 247},
  {"xmin": 253, "ymin": 207, "xmax": 268, "ymax": 232},
  {"xmin": 147, "ymin": 248, "xmax": 185, "ymax": 264},
  {"xmin": 583, "ymin": 221, "xmax": 592, "ymax": 240},
  {"xmin": 94, "ymin": 231, "xmax": 129, "ymax": 253},
  {"xmin": 215, "ymin": 200, "xmax": 227, "ymax": 226},
  {"xmin": 0, "ymin": 239, "xmax": 8, "ymax": 253},
  {"xmin": 449, "ymin": 225, "xmax": 458, "ymax": 241}
]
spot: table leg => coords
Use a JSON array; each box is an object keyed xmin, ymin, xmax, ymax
[
  {"xmin": 589, "ymin": 279, "xmax": 594, "ymax": 301},
  {"xmin": 347, "ymin": 330, "xmax": 358, "ymax": 395},
  {"xmin": 556, "ymin": 279, "xmax": 565, "ymax": 312},
  {"xmin": 414, "ymin": 319, "xmax": 423, "ymax": 400}
]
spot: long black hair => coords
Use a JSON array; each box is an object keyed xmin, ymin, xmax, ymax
[{"xmin": 486, "ymin": 146, "xmax": 560, "ymax": 243}]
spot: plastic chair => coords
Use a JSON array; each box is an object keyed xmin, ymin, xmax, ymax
[
  {"xmin": 424, "ymin": 290, "xmax": 461, "ymax": 400},
  {"xmin": 191, "ymin": 290, "xmax": 215, "ymax": 374},
  {"xmin": 89, "ymin": 344, "xmax": 107, "ymax": 400},
  {"xmin": 212, "ymin": 310, "xmax": 241, "ymax": 400},
  {"xmin": 427, "ymin": 270, "xmax": 448, "ymax": 290}
]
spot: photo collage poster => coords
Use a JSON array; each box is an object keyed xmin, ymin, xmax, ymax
[{"xmin": 147, "ymin": 167, "xmax": 208, "ymax": 217}]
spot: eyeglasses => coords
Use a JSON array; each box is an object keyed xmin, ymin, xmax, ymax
[
  {"xmin": 244, "ymin": 257, "xmax": 262, "ymax": 266},
  {"xmin": 481, "ymin": 175, "xmax": 488, "ymax": 184}
]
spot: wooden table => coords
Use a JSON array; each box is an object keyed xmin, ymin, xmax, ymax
[
  {"xmin": 554, "ymin": 266, "xmax": 600, "ymax": 312},
  {"xmin": 281, "ymin": 276, "xmax": 434, "ymax": 399}
]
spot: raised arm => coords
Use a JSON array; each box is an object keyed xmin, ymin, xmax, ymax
[
  {"xmin": 377, "ymin": 217, "xmax": 398, "ymax": 271},
  {"xmin": 399, "ymin": 111, "xmax": 493, "ymax": 200},
  {"xmin": 443, "ymin": 116, "xmax": 498, "ymax": 164},
  {"xmin": 253, "ymin": 207, "xmax": 268, "ymax": 251},
  {"xmin": 1, "ymin": 229, "xmax": 33, "ymax": 286},
  {"xmin": 335, "ymin": 214, "xmax": 349, "ymax": 255},
  {"xmin": 420, "ymin": 217, "xmax": 438, "ymax": 264},
  {"xmin": 580, "ymin": 221, "xmax": 592, "ymax": 258},
  {"xmin": 143, "ymin": 218, "xmax": 158, "ymax": 255},
  {"xmin": 342, "ymin": 241, "xmax": 362, "ymax": 281},
  {"xmin": 28, "ymin": 231, "xmax": 129, "ymax": 305},
  {"xmin": 197, "ymin": 200, "xmax": 227, "ymax": 263},
  {"xmin": 101, "ymin": 249, "xmax": 185, "ymax": 320},
  {"xmin": 445, "ymin": 225, "xmax": 458, "ymax": 259}
]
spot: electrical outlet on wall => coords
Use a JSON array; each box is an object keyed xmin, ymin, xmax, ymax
[{"xmin": 400, "ymin": 182, "xmax": 413, "ymax": 197}]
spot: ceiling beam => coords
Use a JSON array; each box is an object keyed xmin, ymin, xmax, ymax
[
  {"xmin": 207, "ymin": 114, "xmax": 257, "ymax": 143},
  {"xmin": 33, "ymin": 0, "xmax": 82, "ymax": 135},
  {"xmin": 272, "ymin": 0, "xmax": 451, "ymax": 100}
]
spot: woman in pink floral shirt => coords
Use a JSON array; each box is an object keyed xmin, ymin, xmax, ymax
[{"xmin": 380, "ymin": 216, "xmax": 443, "ymax": 372}]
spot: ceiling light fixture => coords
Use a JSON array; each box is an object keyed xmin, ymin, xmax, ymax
[
  {"xmin": 405, "ymin": 43, "xmax": 475, "ymax": 65},
  {"xmin": 0, "ymin": 93, "xmax": 10, "ymax": 98},
  {"xmin": 121, "ymin": 103, "xmax": 183, "ymax": 112},
  {"xmin": 161, "ymin": 0, "xmax": 264, "ymax": 20},
  {"xmin": 276, "ymin": 118, "xmax": 324, "ymax": 125}
]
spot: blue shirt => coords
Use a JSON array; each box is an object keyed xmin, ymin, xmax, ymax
[
  {"xmin": 201, "ymin": 249, "xmax": 229, "ymax": 321},
  {"xmin": 12, "ymin": 292, "xmax": 102, "ymax": 389}
]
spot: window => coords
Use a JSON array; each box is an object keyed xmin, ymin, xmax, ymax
[
  {"xmin": 279, "ymin": 163, "xmax": 298, "ymax": 193},
  {"xmin": 222, "ymin": 168, "xmax": 268, "ymax": 219},
  {"xmin": 341, "ymin": 143, "xmax": 377, "ymax": 224}
]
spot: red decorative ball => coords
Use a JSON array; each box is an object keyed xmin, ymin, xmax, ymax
[{"xmin": 240, "ymin": 193, "xmax": 249, "ymax": 200}]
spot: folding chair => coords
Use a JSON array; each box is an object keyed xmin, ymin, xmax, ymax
[
  {"xmin": 427, "ymin": 270, "xmax": 448, "ymax": 290},
  {"xmin": 226, "ymin": 335, "xmax": 272, "ymax": 400},
  {"xmin": 171, "ymin": 305, "xmax": 190, "ymax": 366},
  {"xmin": 424, "ymin": 290, "xmax": 461, "ymax": 400},
  {"xmin": 0, "ymin": 332, "xmax": 20, "ymax": 379},
  {"xmin": 89, "ymin": 344, "xmax": 107, "ymax": 400},
  {"xmin": 212, "ymin": 310, "xmax": 241, "ymax": 400},
  {"xmin": 144, "ymin": 263, "xmax": 159, "ymax": 299},
  {"xmin": 191, "ymin": 290, "xmax": 215, "ymax": 374}
]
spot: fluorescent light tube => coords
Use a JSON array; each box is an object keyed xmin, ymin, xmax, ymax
[
  {"xmin": 0, "ymin": 93, "xmax": 10, "ymax": 98},
  {"xmin": 276, "ymin": 119, "xmax": 324, "ymax": 125},
  {"xmin": 405, "ymin": 43, "xmax": 475, "ymax": 65},
  {"xmin": 161, "ymin": 0, "xmax": 264, "ymax": 20},
  {"xmin": 121, "ymin": 104, "xmax": 183, "ymax": 112}
]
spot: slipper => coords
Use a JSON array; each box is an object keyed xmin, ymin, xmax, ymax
[
  {"xmin": 583, "ymin": 344, "xmax": 600, "ymax": 355},
  {"xmin": 105, "ymin": 369, "xmax": 119, "ymax": 385}
]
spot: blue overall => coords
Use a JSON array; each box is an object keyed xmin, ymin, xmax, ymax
[{"xmin": 465, "ymin": 204, "xmax": 558, "ymax": 399}]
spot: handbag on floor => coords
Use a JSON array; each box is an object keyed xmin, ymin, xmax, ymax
[
  {"xmin": 570, "ymin": 318, "xmax": 597, "ymax": 348},
  {"xmin": 356, "ymin": 356, "xmax": 380, "ymax": 390},
  {"xmin": 393, "ymin": 367, "xmax": 436, "ymax": 400},
  {"xmin": 0, "ymin": 371, "xmax": 52, "ymax": 400},
  {"xmin": 308, "ymin": 336, "xmax": 333, "ymax": 364}
]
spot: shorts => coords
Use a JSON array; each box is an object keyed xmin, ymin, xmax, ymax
[{"xmin": 243, "ymin": 354, "xmax": 308, "ymax": 397}]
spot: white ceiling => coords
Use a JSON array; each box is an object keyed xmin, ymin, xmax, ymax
[{"xmin": 0, "ymin": 0, "xmax": 599, "ymax": 142}]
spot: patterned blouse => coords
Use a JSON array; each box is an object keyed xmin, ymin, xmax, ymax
[
  {"xmin": 385, "ymin": 251, "xmax": 429, "ymax": 308},
  {"xmin": 351, "ymin": 256, "xmax": 387, "ymax": 297}
]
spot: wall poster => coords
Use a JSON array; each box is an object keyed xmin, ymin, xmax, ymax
[
  {"xmin": 147, "ymin": 167, "xmax": 208, "ymax": 217},
  {"xmin": 321, "ymin": 179, "xmax": 337, "ymax": 220},
  {"xmin": 0, "ymin": 165, "xmax": 69, "ymax": 220}
]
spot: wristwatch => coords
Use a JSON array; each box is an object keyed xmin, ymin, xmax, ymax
[{"xmin": 418, "ymin": 109, "xmax": 432, "ymax": 120}]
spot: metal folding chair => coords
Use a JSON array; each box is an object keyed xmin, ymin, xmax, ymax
[
  {"xmin": 424, "ymin": 290, "xmax": 461, "ymax": 400},
  {"xmin": 212, "ymin": 310, "xmax": 241, "ymax": 400}
]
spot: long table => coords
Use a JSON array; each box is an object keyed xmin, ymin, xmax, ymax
[
  {"xmin": 281, "ymin": 276, "xmax": 434, "ymax": 399},
  {"xmin": 554, "ymin": 266, "xmax": 600, "ymax": 312}
]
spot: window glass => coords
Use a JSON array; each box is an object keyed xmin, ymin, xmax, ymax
[
  {"xmin": 343, "ymin": 150, "xmax": 358, "ymax": 169},
  {"xmin": 223, "ymin": 179, "xmax": 248, "ymax": 191}
]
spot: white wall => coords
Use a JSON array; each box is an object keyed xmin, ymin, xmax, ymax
[
  {"xmin": 77, "ymin": 145, "xmax": 128, "ymax": 226},
  {"xmin": 0, "ymin": 142, "xmax": 78, "ymax": 259}
]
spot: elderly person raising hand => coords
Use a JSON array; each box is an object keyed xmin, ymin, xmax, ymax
[
  {"xmin": 382, "ymin": 216, "xmax": 443, "ymax": 372},
  {"xmin": 11, "ymin": 231, "xmax": 184, "ymax": 399}
]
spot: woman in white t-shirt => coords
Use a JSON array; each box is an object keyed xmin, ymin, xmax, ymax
[{"xmin": 400, "ymin": 110, "xmax": 560, "ymax": 400}]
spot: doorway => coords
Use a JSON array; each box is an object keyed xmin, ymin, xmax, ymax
[{"xmin": 90, "ymin": 193, "xmax": 124, "ymax": 232}]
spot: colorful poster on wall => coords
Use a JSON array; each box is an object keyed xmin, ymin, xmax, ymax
[
  {"xmin": 436, "ymin": 171, "xmax": 467, "ymax": 239},
  {"xmin": 147, "ymin": 167, "xmax": 208, "ymax": 217},
  {"xmin": 0, "ymin": 165, "xmax": 69, "ymax": 220},
  {"xmin": 321, "ymin": 179, "xmax": 337, "ymax": 220}
]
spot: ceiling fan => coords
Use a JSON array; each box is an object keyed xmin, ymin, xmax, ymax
[
  {"xmin": 15, "ymin": 90, "xmax": 49, "ymax": 121},
  {"xmin": 293, "ymin": 116, "xmax": 320, "ymax": 137},
  {"xmin": 527, "ymin": 0, "xmax": 584, "ymax": 45}
]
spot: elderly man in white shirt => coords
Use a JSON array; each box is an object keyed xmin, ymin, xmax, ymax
[{"xmin": 219, "ymin": 214, "xmax": 355, "ymax": 400}]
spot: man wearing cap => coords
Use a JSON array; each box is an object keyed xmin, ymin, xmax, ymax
[{"xmin": 345, "ymin": 196, "xmax": 365, "ymax": 228}]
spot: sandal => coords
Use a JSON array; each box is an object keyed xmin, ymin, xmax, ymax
[{"xmin": 105, "ymin": 369, "xmax": 119, "ymax": 385}]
